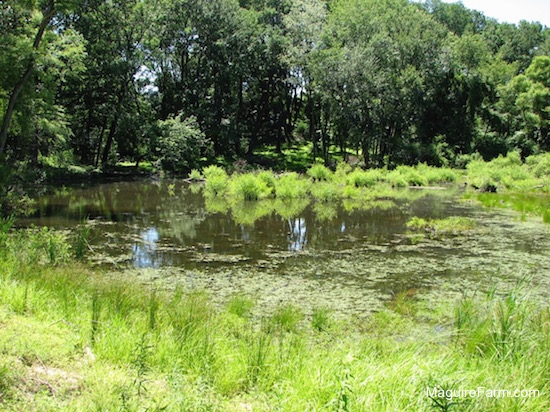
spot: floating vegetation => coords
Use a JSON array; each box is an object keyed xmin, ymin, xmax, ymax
[
  {"xmin": 467, "ymin": 192, "xmax": 550, "ymax": 224},
  {"xmin": 406, "ymin": 216, "xmax": 477, "ymax": 235}
]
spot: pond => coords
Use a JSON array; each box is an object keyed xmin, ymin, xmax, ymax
[{"xmin": 18, "ymin": 179, "xmax": 550, "ymax": 318}]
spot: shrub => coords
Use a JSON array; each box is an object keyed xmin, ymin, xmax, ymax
[
  {"xmin": 188, "ymin": 169, "xmax": 203, "ymax": 180},
  {"xmin": 156, "ymin": 115, "xmax": 207, "ymax": 173},
  {"xmin": 229, "ymin": 173, "xmax": 272, "ymax": 201},
  {"xmin": 310, "ymin": 181, "xmax": 341, "ymax": 202},
  {"xmin": 526, "ymin": 153, "xmax": 550, "ymax": 178},
  {"xmin": 415, "ymin": 163, "xmax": 457, "ymax": 184},
  {"xmin": 203, "ymin": 165, "xmax": 229, "ymax": 196},
  {"xmin": 394, "ymin": 166, "xmax": 427, "ymax": 186},
  {"xmin": 275, "ymin": 173, "xmax": 310, "ymax": 199},
  {"xmin": 307, "ymin": 164, "xmax": 333, "ymax": 181},
  {"xmin": 334, "ymin": 161, "xmax": 352, "ymax": 179},
  {"xmin": 346, "ymin": 170, "xmax": 378, "ymax": 188},
  {"xmin": 257, "ymin": 170, "xmax": 277, "ymax": 190}
]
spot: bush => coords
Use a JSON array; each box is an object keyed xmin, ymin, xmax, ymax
[
  {"xmin": 156, "ymin": 115, "xmax": 207, "ymax": 173},
  {"xmin": 334, "ymin": 161, "xmax": 352, "ymax": 179},
  {"xmin": 307, "ymin": 164, "xmax": 333, "ymax": 181},
  {"xmin": 526, "ymin": 153, "xmax": 550, "ymax": 178},
  {"xmin": 257, "ymin": 170, "xmax": 277, "ymax": 190},
  {"xmin": 203, "ymin": 165, "xmax": 229, "ymax": 196},
  {"xmin": 188, "ymin": 169, "xmax": 203, "ymax": 180},
  {"xmin": 394, "ymin": 166, "xmax": 427, "ymax": 186},
  {"xmin": 229, "ymin": 173, "xmax": 272, "ymax": 201},
  {"xmin": 275, "ymin": 173, "xmax": 310, "ymax": 199},
  {"xmin": 310, "ymin": 181, "xmax": 341, "ymax": 202},
  {"xmin": 346, "ymin": 169, "xmax": 379, "ymax": 188}
]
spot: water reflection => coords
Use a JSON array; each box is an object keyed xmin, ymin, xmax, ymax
[
  {"xmin": 288, "ymin": 217, "xmax": 307, "ymax": 251},
  {"xmin": 133, "ymin": 227, "xmax": 160, "ymax": 268},
  {"xmin": 18, "ymin": 179, "xmax": 462, "ymax": 268}
]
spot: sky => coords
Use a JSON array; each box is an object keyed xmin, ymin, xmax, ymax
[{"xmin": 441, "ymin": 0, "xmax": 550, "ymax": 27}]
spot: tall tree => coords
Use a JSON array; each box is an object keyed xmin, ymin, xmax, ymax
[{"xmin": 0, "ymin": 0, "xmax": 62, "ymax": 155}]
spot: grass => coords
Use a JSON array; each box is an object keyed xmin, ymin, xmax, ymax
[
  {"xmin": 0, "ymin": 224, "xmax": 549, "ymax": 411},
  {"xmin": 406, "ymin": 216, "xmax": 477, "ymax": 235}
]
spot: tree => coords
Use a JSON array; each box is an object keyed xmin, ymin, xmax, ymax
[
  {"xmin": 0, "ymin": 0, "xmax": 61, "ymax": 155},
  {"xmin": 155, "ymin": 114, "xmax": 208, "ymax": 172}
]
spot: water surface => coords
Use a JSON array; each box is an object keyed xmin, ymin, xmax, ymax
[{"xmin": 20, "ymin": 180, "xmax": 550, "ymax": 317}]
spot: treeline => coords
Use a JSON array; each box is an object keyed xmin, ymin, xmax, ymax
[{"xmin": 1, "ymin": 0, "xmax": 549, "ymax": 175}]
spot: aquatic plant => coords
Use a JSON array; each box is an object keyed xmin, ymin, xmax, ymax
[
  {"xmin": 394, "ymin": 165, "xmax": 427, "ymax": 186},
  {"xmin": 273, "ymin": 197, "xmax": 309, "ymax": 219},
  {"xmin": 203, "ymin": 165, "xmax": 229, "ymax": 196},
  {"xmin": 274, "ymin": 172, "xmax": 311, "ymax": 199},
  {"xmin": 188, "ymin": 169, "xmax": 203, "ymax": 181},
  {"xmin": 229, "ymin": 173, "xmax": 272, "ymax": 201},
  {"xmin": 229, "ymin": 199, "xmax": 274, "ymax": 225},
  {"xmin": 474, "ymin": 192, "xmax": 550, "ymax": 223},
  {"xmin": 415, "ymin": 163, "xmax": 458, "ymax": 184},
  {"xmin": 346, "ymin": 169, "xmax": 379, "ymax": 188},
  {"xmin": 73, "ymin": 224, "xmax": 91, "ymax": 260},
  {"xmin": 226, "ymin": 294, "xmax": 255, "ymax": 319},
  {"xmin": 312, "ymin": 201, "xmax": 338, "ymax": 222},
  {"xmin": 406, "ymin": 216, "xmax": 476, "ymax": 234},
  {"xmin": 257, "ymin": 170, "xmax": 277, "ymax": 190},
  {"xmin": 309, "ymin": 181, "xmax": 341, "ymax": 202},
  {"xmin": 334, "ymin": 161, "xmax": 352, "ymax": 179},
  {"xmin": 269, "ymin": 304, "xmax": 303, "ymax": 334},
  {"xmin": 307, "ymin": 164, "xmax": 333, "ymax": 181},
  {"xmin": 386, "ymin": 170, "xmax": 409, "ymax": 187}
]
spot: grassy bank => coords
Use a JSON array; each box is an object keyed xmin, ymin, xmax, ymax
[{"xmin": 0, "ymin": 220, "xmax": 549, "ymax": 411}]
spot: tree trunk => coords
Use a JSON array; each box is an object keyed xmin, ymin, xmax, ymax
[
  {"xmin": 0, "ymin": 0, "xmax": 56, "ymax": 155},
  {"xmin": 101, "ymin": 114, "xmax": 120, "ymax": 167}
]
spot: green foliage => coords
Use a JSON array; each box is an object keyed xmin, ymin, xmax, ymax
[
  {"xmin": 269, "ymin": 304, "xmax": 304, "ymax": 333},
  {"xmin": 203, "ymin": 165, "xmax": 229, "ymax": 196},
  {"xmin": 454, "ymin": 286, "xmax": 546, "ymax": 362},
  {"xmin": 406, "ymin": 216, "xmax": 477, "ymax": 234},
  {"xmin": 394, "ymin": 166, "xmax": 428, "ymax": 186},
  {"xmin": 311, "ymin": 307, "xmax": 333, "ymax": 332},
  {"xmin": 307, "ymin": 164, "xmax": 333, "ymax": 181},
  {"xmin": 309, "ymin": 181, "xmax": 341, "ymax": 202},
  {"xmin": 346, "ymin": 169, "xmax": 380, "ymax": 188},
  {"xmin": 257, "ymin": 170, "xmax": 277, "ymax": 190},
  {"xmin": 526, "ymin": 152, "xmax": 550, "ymax": 178},
  {"xmin": 274, "ymin": 172, "xmax": 311, "ymax": 199},
  {"xmin": 156, "ymin": 115, "xmax": 207, "ymax": 173},
  {"xmin": 229, "ymin": 173, "xmax": 272, "ymax": 201},
  {"xmin": 0, "ymin": 0, "xmax": 549, "ymax": 177},
  {"xmin": 467, "ymin": 151, "xmax": 541, "ymax": 191},
  {"xmin": 0, "ymin": 215, "xmax": 14, "ymax": 253},
  {"xmin": 73, "ymin": 224, "xmax": 91, "ymax": 260},
  {"xmin": 226, "ymin": 295, "xmax": 255, "ymax": 319},
  {"xmin": 188, "ymin": 169, "xmax": 203, "ymax": 180}
]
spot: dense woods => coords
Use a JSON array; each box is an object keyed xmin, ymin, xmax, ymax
[{"xmin": 1, "ymin": 0, "xmax": 549, "ymax": 176}]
